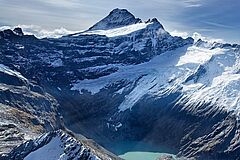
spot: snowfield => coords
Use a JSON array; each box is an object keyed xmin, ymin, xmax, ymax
[
  {"xmin": 25, "ymin": 136, "xmax": 64, "ymax": 160},
  {"xmin": 71, "ymin": 43, "xmax": 240, "ymax": 114},
  {"xmin": 76, "ymin": 22, "xmax": 152, "ymax": 37}
]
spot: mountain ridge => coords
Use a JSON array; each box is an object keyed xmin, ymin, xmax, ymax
[{"xmin": 1, "ymin": 129, "xmax": 120, "ymax": 160}]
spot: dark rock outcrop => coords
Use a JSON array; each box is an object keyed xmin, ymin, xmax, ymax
[
  {"xmin": 1, "ymin": 130, "xmax": 121, "ymax": 160},
  {"xmin": 89, "ymin": 8, "xmax": 142, "ymax": 31},
  {"xmin": 0, "ymin": 64, "xmax": 61, "ymax": 154}
]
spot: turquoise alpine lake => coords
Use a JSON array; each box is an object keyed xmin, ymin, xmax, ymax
[
  {"xmin": 119, "ymin": 151, "xmax": 176, "ymax": 160},
  {"xmin": 105, "ymin": 141, "xmax": 177, "ymax": 160}
]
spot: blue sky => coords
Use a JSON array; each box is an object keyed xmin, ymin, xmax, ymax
[{"xmin": 0, "ymin": 0, "xmax": 239, "ymax": 43}]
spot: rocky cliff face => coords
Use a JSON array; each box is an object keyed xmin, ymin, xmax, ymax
[
  {"xmin": 1, "ymin": 130, "xmax": 120, "ymax": 160},
  {"xmin": 0, "ymin": 64, "xmax": 61, "ymax": 155},
  {"xmin": 88, "ymin": 8, "xmax": 142, "ymax": 31},
  {"xmin": 0, "ymin": 8, "xmax": 239, "ymax": 160}
]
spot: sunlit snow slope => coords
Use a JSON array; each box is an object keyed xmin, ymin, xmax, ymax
[
  {"xmin": 71, "ymin": 42, "xmax": 240, "ymax": 114},
  {"xmin": 80, "ymin": 22, "xmax": 152, "ymax": 37}
]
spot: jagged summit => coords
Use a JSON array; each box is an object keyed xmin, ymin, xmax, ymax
[
  {"xmin": 88, "ymin": 8, "xmax": 142, "ymax": 31},
  {"xmin": 13, "ymin": 27, "xmax": 24, "ymax": 36},
  {"xmin": 0, "ymin": 27, "xmax": 24, "ymax": 39},
  {"xmin": 78, "ymin": 8, "xmax": 165, "ymax": 38},
  {"xmin": 0, "ymin": 29, "xmax": 17, "ymax": 39},
  {"xmin": 0, "ymin": 28, "xmax": 37, "ymax": 40}
]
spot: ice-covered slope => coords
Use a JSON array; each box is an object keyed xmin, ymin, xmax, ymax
[
  {"xmin": 71, "ymin": 42, "xmax": 240, "ymax": 114},
  {"xmin": 79, "ymin": 22, "xmax": 152, "ymax": 38},
  {"xmin": 178, "ymin": 44, "xmax": 240, "ymax": 115}
]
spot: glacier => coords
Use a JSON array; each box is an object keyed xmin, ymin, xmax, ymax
[{"xmin": 71, "ymin": 42, "xmax": 240, "ymax": 114}]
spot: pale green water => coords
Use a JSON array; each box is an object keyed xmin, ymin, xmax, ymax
[
  {"xmin": 104, "ymin": 141, "xmax": 177, "ymax": 160},
  {"xmin": 119, "ymin": 151, "xmax": 176, "ymax": 160}
]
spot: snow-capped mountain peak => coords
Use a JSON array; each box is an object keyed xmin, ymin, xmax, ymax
[
  {"xmin": 78, "ymin": 18, "xmax": 164, "ymax": 38},
  {"xmin": 72, "ymin": 9, "xmax": 165, "ymax": 38},
  {"xmin": 88, "ymin": 8, "xmax": 142, "ymax": 31}
]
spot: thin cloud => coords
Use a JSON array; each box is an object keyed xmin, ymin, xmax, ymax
[
  {"xmin": 192, "ymin": 32, "xmax": 225, "ymax": 43},
  {"xmin": 169, "ymin": 30, "xmax": 189, "ymax": 38},
  {"xmin": 184, "ymin": 0, "xmax": 202, "ymax": 7},
  {"xmin": 185, "ymin": 4, "xmax": 202, "ymax": 7},
  {"xmin": 203, "ymin": 21, "xmax": 234, "ymax": 29},
  {"xmin": 0, "ymin": 25, "xmax": 81, "ymax": 38},
  {"xmin": 36, "ymin": 0, "xmax": 79, "ymax": 8},
  {"xmin": 169, "ymin": 30, "xmax": 225, "ymax": 43}
]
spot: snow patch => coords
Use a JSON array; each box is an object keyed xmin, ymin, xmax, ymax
[
  {"xmin": 51, "ymin": 59, "xmax": 63, "ymax": 67},
  {"xmin": 24, "ymin": 131, "xmax": 101, "ymax": 160},
  {"xmin": 79, "ymin": 22, "xmax": 152, "ymax": 37},
  {"xmin": 0, "ymin": 64, "xmax": 28, "ymax": 81},
  {"xmin": 176, "ymin": 46, "xmax": 225, "ymax": 66},
  {"xmin": 170, "ymin": 30, "xmax": 189, "ymax": 38},
  {"xmin": 25, "ymin": 137, "xmax": 64, "ymax": 160}
]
